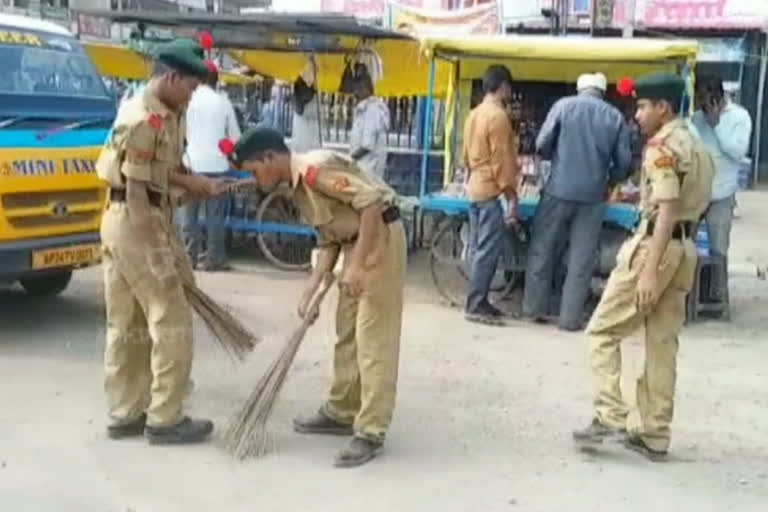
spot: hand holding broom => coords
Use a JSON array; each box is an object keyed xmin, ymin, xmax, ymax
[{"xmin": 225, "ymin": 272, "xmax": 336, "ymax": 460}]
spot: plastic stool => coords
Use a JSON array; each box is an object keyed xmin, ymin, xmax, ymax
[{"xmin": 686, "ymin": 255, "xmax": 730, "ymax": 323}]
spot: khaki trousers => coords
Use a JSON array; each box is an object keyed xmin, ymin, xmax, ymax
[
  {"xmin": 323, "ymin": 221, "xmax": 407, "ymax": 442},
  {"xmin": 586, "ymin": 233, "xmax": 697, "ymax": 452},
  {"xmin": 101, "ymin": 203, "xmax": 193, "ymax": 428}
]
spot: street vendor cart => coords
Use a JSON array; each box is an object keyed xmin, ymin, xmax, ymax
[{"xmin": 415, "ymin": 35, "xmax": 699, "ymax": 307}]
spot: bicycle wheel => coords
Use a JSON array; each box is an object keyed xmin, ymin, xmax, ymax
[
  {"xmin": 256, "ymin": 187, "xmax": 313, "ymax": 271},
  {"xmin": 429, "ymin": 216, "xmax": 468, "ymax": 306},
  {"xmin": 429, "ymin": 216, "xmax": 514, "ymax": 306}
]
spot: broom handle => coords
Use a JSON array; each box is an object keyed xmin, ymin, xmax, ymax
[{"xmin": 303, "ymin": 273, "xmax": 335, "ymax": 328}]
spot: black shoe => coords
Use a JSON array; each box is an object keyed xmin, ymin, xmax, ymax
[
  {"xmin": 107, "ymin": 413, "xmax": 147, "ymax": 440},
  {"xmin": 145, "ymin": 416, "xmax": 214, "ymax": 445},
  {"xmin": 481, "ymin": 302, "xmax": 505, "ymax": 318},
  {"xmin": 572, "ymin": 418, "xmax": 626, "ymax": 445},
  {"xmin": 623, "ymin": 434, "xmax": 668, "ymax": 462},
  {"xmin": 201, "ymin": 262, "xmax": 233, "ymax": 272},
  {"xmin": 465, "ymin": 308, "xmax": 506, "ymax": 326},
  {"xmin": 558, "ymin": 322, "xmax": 583, "ymax": 332},
  {"xmin": 293, "ymin": 409, "xmax": 353, "ymax": 436},
  {"xmin": 333, "ymin": 436, "xmax": 383, "ymax": 468}
]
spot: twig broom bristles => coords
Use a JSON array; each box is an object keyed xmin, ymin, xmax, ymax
[
  {"xmin": 167, "ymin": 218, "xmax": 258, "ymax": 363},
  {"xmin": 184, "ymin": 283, "xmax": 258, "ymax": 363},
  {"xmin": 225, "ymin": 273, "xmax": 335, "ymax": 459}
]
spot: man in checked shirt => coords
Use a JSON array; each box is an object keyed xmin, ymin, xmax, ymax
[{"xmin": 462, "ymin": 65, "xmax": 520, "ymax": 325}]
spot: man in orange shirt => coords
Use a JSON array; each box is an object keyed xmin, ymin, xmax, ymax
[{"xmin": 462, "ymin": 65, "xmax": 519, "ymax": 325}]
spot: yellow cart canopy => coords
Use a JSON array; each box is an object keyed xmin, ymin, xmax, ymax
[
  {"xmin": 83, "ymin": 41, "xmax": 258, "ymax": 86},
  {"xmin": 421, "ymin": 35, "xmax": 699, "ymax": 83},
  {"xmin": 75, "ymin": 9, "xmax": 450, "ymax": 97},
  {"xmin": 229, "ymin": 38, "xmax": 450, "ymax": 97}
]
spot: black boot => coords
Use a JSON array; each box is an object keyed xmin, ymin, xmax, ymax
[
  {"xmin": 293, "ymin": 409, "xmax": 353, "ymax": 436},
  {"xmin": 572, "ymin": 418, "xmax": 625, "ymax": 445},
  {"xmin": 334, "ymin": 436, "xmax": 383, "ymax": 468},
  {"xmin": 107, "ymin": 413, "xmax": 147, "ymax": 440},
  {"xmin": 145, "ymin": 416, "xmax": 214, "ymax": 445},
  {"xmin": 623, "ymin": 434, "xmax": 668, "ymax": 462}
]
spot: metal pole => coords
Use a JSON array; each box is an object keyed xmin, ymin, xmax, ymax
[
  {"xmin": 590, "ymin": 0, "xmax": 598, "ymax": 36},
  {"xmin": 752, "ymin": 33, "xmax": 767, "ymax": 188},
  {"xmin": 311, "ymin": 55, "xmax": 323, "ymax": 148},
  {"xmin": 561, "ymin": 0, "xmax": 569, "ymax": 36},
  {"xmin": 623, "ymin": 0, "xmax": 636, "ymax": 38},
  {"xmin": 419, "ymin": 57, "xmax": 436, "ymax": 198}
]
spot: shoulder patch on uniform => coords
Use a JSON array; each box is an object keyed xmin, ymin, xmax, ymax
[
  {"xmin": 654, "ymin": 154, "xmax": 676, "ymax": 169},
  {"xmin": 304, "ymin": 165, "xmax": 319, "ymax": 188},
  {"xmin": 147, "ymin": 113, "xmax": 163, "ymax": 131},
  {"xmin": 332, "ymin": 176, "xmax": 350, "ymax": 192}
]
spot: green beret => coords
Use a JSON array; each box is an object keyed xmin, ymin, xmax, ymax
[
  {"xmin": 224, "ymin": 128, "xmax": 288, "ymax": 165},
  {"xmin": 154, "ymin": 38, "xmax": 208, "ymax": 79},
  {"xmin": 633, "ymin": 72, "xmax": 685, "ymax": 107}
]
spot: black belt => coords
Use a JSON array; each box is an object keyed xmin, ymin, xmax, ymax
[
  {"xmin": 646, "ymin": 220, "xmax": 693, "ymax": 240},
  {"xmin": 335, "ymin": 206, "xmax": 401, "ymax": 246},
  {"xmin": 109, "ymin": 188, "xmax": 164, "ymax": 208},
  {"xmin": 382, "ymin": 205, "xmax": 400, "ymax": 225}
]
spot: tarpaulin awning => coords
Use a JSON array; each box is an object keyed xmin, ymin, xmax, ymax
[
  {"xmin": 83, "ymin": 42, "xmax": 258, "ymax": 85},
  {"xmin": 74, "ymin": 9, "xmax": 410, "ymax": 41},
  {"xmin": 420, "ymin": 35, "xmax": 699, "ymax": 83},
  {"xmin": 229, "ymin": 38, "xmax": 450, "ymax": 97},
  {"xmin": 421, "ymin": 35, "xmax": 698, "ymax": 62},
  {"xmin": 76, "ymin": 9, "xmax": 449, "ymax": 96}
]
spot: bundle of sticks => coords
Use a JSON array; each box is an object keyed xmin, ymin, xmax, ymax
[
  {"xmin": 184, "ymin": 284, "xmax": 257, "ymax": 362},
  {"xmin": 225, "ymin": 273, "xmax": 335, "ymax": 459},
  {"xmin": 167, "ymin": 184, "xmax": 259, "ymax": 362}
]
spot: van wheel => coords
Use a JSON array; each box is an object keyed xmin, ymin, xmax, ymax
[{"xmin": 20, "ymin": 270, "xmax": 73, "ymax": 297}]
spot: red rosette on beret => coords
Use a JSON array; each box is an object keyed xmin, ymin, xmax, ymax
[
  {"xmin": 617, "ymin": 77, "xmax": 635, "ymax": 97},
  {"xmin": 199, "ymin": 30, "xmax": 214, "ymax": 51}
]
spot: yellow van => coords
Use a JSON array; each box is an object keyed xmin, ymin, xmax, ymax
[{"xmin": 0, "ymin": 14, "xmax": 114, "ymax": 296}]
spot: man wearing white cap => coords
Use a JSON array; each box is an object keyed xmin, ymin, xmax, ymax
[{"xmin": 523, "ymin": 72, "xmax": 632, "ymax": 331}]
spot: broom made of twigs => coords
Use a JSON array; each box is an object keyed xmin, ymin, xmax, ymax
[
  {"xmin": 225, "ymin": 273, "xmax": 336, "ymax": 459},
  {"xmin": 184, "ymin": 283, "xmax": 258, "ymax": 363},
  {"xmin": 166, "ymin": 192, "xmax": 258, "ymax": 363}
]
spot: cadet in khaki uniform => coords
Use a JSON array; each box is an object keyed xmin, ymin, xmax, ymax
[
  {"xmin": 225, "ymin": 128, "xmax": 406, "ymax": 467},
  {"xmin": 97, "ymin": 39, "xmax": 227, "ymax": 444},
  {"xmin": 573, "ymin": 73, "xmax": 714, "ymax": 460}
]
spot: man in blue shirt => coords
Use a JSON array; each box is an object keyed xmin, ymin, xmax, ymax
[
  {"xmin": 523, "ymin": 73, "xmax": 632, "ymax": 331},
  {"xmin": 691, "ymin": 76, "xmax": 752, "ymax": 310}
]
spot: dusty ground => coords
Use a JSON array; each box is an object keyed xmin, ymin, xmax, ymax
[{"xmin": 1, "ymin": 192, "xmax": 767, "ymax": 512}]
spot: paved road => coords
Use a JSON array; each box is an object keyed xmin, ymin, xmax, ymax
[{"xmin": 2, "ymin": 190, "xmax": 768, "ymax": 511}]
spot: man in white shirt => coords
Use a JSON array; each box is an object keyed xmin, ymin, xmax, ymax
[
  {"xmin": 179, "ymin": 64, "xmax": 241, "ymax": 271},
  {"xmin": 350, "ymin": 73, "xmax": 390, "ymax": 180},
  {"xmin": 692, "ymin": 76, "xmax": 752, "ymax": 311}
]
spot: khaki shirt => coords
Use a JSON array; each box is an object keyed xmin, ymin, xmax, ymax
[
  {"xmin": 96, "ymin": 88, "xmax": 187, "ymax": 195},
  {"xmin": 290, "ymin": 150, "xmax": 397, "ymax": 248},
  {"xmin": 462, "ymin": 98, "xmax": 519, "ymax": 203},
  {"xmin": 640, "ymin": 118, "xmax": 714, "ymax": 224}
]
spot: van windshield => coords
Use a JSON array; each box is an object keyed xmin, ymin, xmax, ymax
[{"xmin": 0, "ymin": 26, "xmax": 108, "ymax": 99}]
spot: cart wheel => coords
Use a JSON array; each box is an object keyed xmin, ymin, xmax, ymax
[
  {"xmin": 429, "ymin": 216, "xmax": 514, "ymax": 307},
  {"xmin": 429, "ymin": 216, "xmax": 467, "ymax": 306},
  {"xmin": 256, "ymin": 187, "xmax": 313, "ymax": 271}
]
